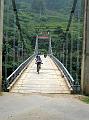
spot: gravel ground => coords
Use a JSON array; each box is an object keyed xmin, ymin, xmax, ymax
[{"xmin": 0, "ymin": 93, "xmax": 89, "ymax": 120}]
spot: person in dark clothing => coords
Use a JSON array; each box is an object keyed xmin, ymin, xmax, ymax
[{"xmin": 35, "ymin": 55, "xmax": 42, "ymax": 74}]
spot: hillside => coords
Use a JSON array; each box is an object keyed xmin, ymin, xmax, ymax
[
  {"xmin": 15, "ymin": 0, "xmax": 75, "ymax": 31},
  {"xmin": 16, "ymin": 0, "xmax": 73, "ymax": 14}
]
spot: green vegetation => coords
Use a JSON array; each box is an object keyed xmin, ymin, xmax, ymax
[{"xmin": 81, "ymin": 96, "xmax": 89, "ymax": 104}]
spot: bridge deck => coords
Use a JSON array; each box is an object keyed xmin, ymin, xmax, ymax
[{"xmin": 11, "ymin": 55, "xmax": 70, "ymax": 93}]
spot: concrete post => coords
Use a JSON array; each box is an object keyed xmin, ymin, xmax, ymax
[
  {"xmin": 81, "ymin": 0, "xmax": 89, "ymax": 95},
  {"xmin": 34, "ymin": 35, "xmax": 38, "ymax": 55},
  {"xmin": 49, "ymin": 36, "xmax": 52, "ymax": 55},
  {"xmin": 0, "ymin": 0, "xmax": 4, "ymax": 91}
]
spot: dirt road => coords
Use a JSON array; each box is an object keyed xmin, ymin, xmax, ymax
[{"xmin": 0, "ymin": 93, "xmax": 89, "ymax": 120}]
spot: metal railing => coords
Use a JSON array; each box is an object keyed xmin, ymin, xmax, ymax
[
  {"xmin": 50, "ymin": 54, "xmax": 80, "ymax": 92},
  {"xmin": 6, "ymin": 54, "xmax": 35, "ymax": 90}
]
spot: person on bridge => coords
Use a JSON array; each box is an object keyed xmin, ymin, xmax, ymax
[{"xmin": 35, "ymin": 54, "xmax": 42, "ymax": 73}]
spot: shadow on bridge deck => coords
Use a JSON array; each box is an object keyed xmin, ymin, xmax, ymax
[{"xmin": 10, "ymin": 55, "xmax": 71, "ymax": 94}]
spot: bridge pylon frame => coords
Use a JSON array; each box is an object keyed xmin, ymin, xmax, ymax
[
  {"xmin": 81, "ymin": 0, "xmax": 89, "ymax": 95},
  {"xmin": 34, "ymin": 34, "xmax": 53, "ymax": 55},
  {"xmin": 0, "ymin": 0, "xmax": 4, "ymax": 91},
  {"xmin": 48, "ymin": 35, "xmax": 52, "ymax": 55},
  {"xmin": 34, "ymin": 35, "xmax": 39, "ymax": 55}
]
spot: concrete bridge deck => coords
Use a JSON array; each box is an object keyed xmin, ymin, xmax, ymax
[{"xmin": 11, "ymin": 55, "xmax": 70, "ymax": 93}]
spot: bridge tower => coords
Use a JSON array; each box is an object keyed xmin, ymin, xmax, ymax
[
  {"xmin": 34, "ymin": 33, "xmax": 52, "ymax": 55},
  {"xmin": 0, "ymin": 0, "xmax": 4, "ymax": 91},
  {"xmin": 81, "ymin": 0, "xmax": 89, "ymax": 95},
  {"xmin": 34, "ymin": 35, "xmax": 39, "ymax": 55},
  {"xmin": 48, "ymin": 36, "xmax": 52, "ymax": 55}
]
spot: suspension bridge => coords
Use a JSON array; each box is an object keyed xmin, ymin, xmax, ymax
[{"xmin": 0, "ymin": 0, "xmax": 89, "ymax": 95}]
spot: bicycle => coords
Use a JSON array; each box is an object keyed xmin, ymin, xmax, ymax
[{"xmin": 37, "ymin": 62, "xmax": 41, "ymax": 74}]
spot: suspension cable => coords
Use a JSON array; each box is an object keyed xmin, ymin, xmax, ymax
[
  {"xmin": 12, "ymin": 0, "xmax": 28, "ymax": 61},
  {"xmin": 12, "ymin": 0, "xmax": 22, "ymax": 38},
  {"xmin": 66, "ymin": 0, "xmax": 77, "ymax": 32},
  {"xmin": 65, "ymin": 33, "xmax": 69, "ymax": 68},
  {"xmin": 64, "ymin": 0, "xmax": 78, "ymax": 70},
  {"xmin": 69, "ymin": 25, "xmax": 74, "ymax": 76},
  {"xmin": 13, "ymin": 11, "xmax": 16, "ymax": 72},
  {"xmin": 17, "ymin": 30, "xmax": 21, "ymax": 65},
  {"xmin": 76, "ymin": 0, "xmax": 81, "ymax": 85},
  {"xmin": 62, "ymin": 42, "xmax": 65, "ymax": 64},
  {"xmin": 4, "ymin": 0, "xmax": 10, "ymax": 90},
  {"xmin": 12, "ymin": 0, "xmax": 30, "ymax": 60}
]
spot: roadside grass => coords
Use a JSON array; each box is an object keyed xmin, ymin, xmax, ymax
[{"xmin": 81, "ymin": 96, "xmax": 89, "ymax": 104}]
